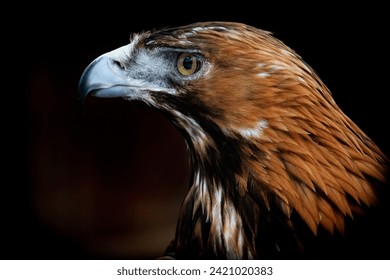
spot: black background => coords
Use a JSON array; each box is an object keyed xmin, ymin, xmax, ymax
[{"xmin": 3, "ymin": 2, "xmax": 389, "ymax": 259}]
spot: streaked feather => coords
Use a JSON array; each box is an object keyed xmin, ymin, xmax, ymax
[{"xmin": 79, "ymin": 21, "xmax": 388, "ymax": 259}]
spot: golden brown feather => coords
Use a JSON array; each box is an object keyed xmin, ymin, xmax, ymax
[{"xmin": 79, "ymin": 21, "xmax": 388, "ymax": 259}]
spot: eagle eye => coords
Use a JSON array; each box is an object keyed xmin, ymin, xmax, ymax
[{"xmin": 177, "ymin": 53, "xmax": 201, "ymax": 76}]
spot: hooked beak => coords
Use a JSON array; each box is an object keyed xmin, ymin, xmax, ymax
[{"xmin": 78, "ymin": 44, "xmax": 140, "ymax": 104}]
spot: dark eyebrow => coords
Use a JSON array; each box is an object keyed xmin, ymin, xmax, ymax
[{"xmin": 157, "ymin": 47, "xmax": 202, "ymax": 54}]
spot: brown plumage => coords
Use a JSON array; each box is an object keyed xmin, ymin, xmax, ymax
[{"xmin": 78, "ymin": 22, "xmax": 388, "ymax": 259}]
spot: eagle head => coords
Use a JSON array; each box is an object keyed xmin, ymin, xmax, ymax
[{"xmin": 78, "ymin": 22, "xmax": 388, "ymax": 259}]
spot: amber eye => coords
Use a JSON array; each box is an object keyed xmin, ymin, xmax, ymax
[{"xmin": 177, "ymin": 53, "xmax": 201, "ymax": 76}]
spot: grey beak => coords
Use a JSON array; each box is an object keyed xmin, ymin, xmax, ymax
[{"xmin": 78, "ymin": 54, "xmax": 130, "ymax": 104}]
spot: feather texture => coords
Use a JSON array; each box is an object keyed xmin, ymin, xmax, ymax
[{"xmin": 79, "ymin": 21, "xmax": 388, "ymax": 259}]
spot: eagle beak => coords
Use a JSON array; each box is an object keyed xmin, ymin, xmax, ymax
[{"xmin": 78, "ymin": 45, "xmax": 133, "ymax": 103}]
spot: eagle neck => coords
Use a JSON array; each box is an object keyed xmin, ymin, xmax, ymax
[{"xmin": 174, "ymin": 134, "xmax": 257, "ymax": 259}]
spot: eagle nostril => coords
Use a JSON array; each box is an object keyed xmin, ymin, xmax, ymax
[{"xmin": 112, "ymin": 59, "xmax": 126, "ymax": 70}]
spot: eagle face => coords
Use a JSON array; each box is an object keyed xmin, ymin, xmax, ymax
[
  {"xmin": 79, "ymin": 22, "xmax": 301, "ymax": 142},
  {"xmin": 79, "ymin": 22, "xmax": 388, "ymax": 259}
]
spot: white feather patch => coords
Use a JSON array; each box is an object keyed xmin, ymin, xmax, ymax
[
  {"xmin": 239, "ymin": 119, "xmax": 268, "ymax": 139},
  {"xmin": 257, "ymin": 72, "xmax": 270, "ymax": 78}
]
